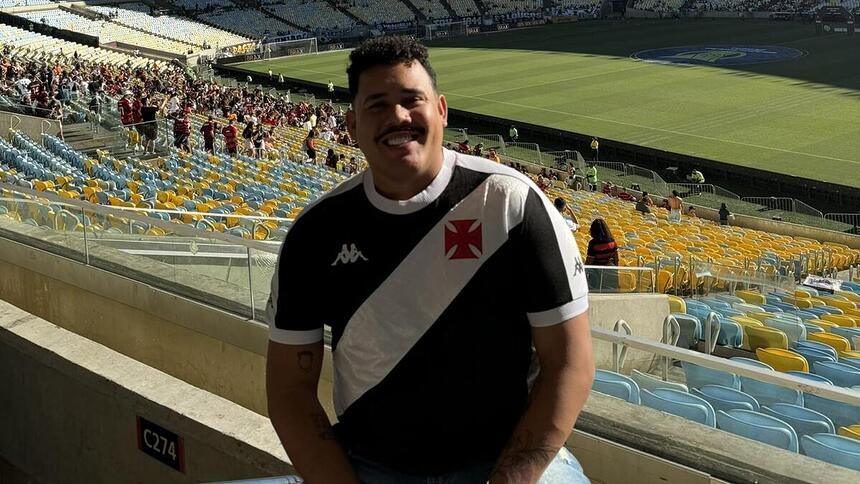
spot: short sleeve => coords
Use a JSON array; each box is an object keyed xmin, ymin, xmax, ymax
[
  {"xmin": 515, "ymin": 189, "xmax": 589, "ymax": 327},
  {"xmin": 266, "ymin": 221, "xmax": 325, "ymax": 345}
]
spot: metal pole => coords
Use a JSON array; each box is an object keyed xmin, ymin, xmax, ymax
[
  {"xmin": 247, "ymin": 246, "xmax": 256, "ymax": 321},
  {"xmin": 81, "ymin": 206, "xmax": 89, "ymax": 265}
]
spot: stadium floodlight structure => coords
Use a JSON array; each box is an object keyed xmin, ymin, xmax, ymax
[
  {"xmin": 424, "ymin": 21, "xmax": 468, "ymax": 40},
  {"xmin": 261, "ymin": 37, "xmax": 319, "ymax": 59}
]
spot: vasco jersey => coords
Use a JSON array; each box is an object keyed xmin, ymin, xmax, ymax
[{"xmin": 267, "ymin": 148, "xmax": 588, "ymax": 474}]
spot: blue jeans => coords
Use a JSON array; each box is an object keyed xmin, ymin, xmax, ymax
[{"xmin": 349, "ymin": 447, "xmax": 589, "ymax": 484}]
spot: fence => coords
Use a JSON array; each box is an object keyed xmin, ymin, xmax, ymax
[
  {"xmin": 504, "ymin": 141, "xmax": 542, "ymax": 166},
  {"xmin": 543, "ymin": 150, "xmax": 583, "ymax": 170},
  {"xmin": 670, "ymin": 183, "xmax": 740, "ymax": 199},
  {"xmin": 742, "ymin": 197, "xmax": 824, "ymax": 218},
  {"xmin": 584, "ymin": 265, "xmax": 655, "ymax": 294},
  {"xmin": 825, "ymin": 213, "xmax": 860, "ymax": 234}
]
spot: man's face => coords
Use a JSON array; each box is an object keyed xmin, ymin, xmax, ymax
[{"xmin": 347, "ymin": 61, "xmax": 447, "ymax": 183}]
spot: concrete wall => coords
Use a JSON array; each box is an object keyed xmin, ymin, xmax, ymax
[
  {"xmin": 588, "ymin": 293, "xmax": 668, "ymax": 372},
  {"xmin": 0, "ymin": 300, "xmax": 295, "ymax": 484}
]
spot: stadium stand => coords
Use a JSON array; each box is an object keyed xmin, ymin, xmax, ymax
[
  {"xmin": 551, "ymin": 0, "xmax": 603, "ymax": 17},
  {"xmin": 413, "ymin": 0, "xmax": 454, "ymax": 20},
  {"xmin": 448, "ymin": 0, "xmax": 482, "ymax": 17},
  {"xmin": 172, "ymin": 0, "xmax": 235, "ymax": 10},
  {"xmin": 86, "ymin": 4, "xmax": 251, "ymax": 49},
  {"xmin": 344, "ymin": 0, "xmax": 417, "ymax": 27},
  {"xmin": 262, "ymin": 0, "xmax": 358, "ymax": 35},
  {"xmin": 197, "ymin": 7, "xmax": 308, "ymax": 39},
  {"xmin": 0, "ymin": 0, "xmax": 53, "ymax": 6},
  {"xmin": 16, "ymin": 9, "xmax": 201, "ymax": 55},
  {"xmin": 482, "ymin": 0, "xmax": 544, "ymax": 15}
]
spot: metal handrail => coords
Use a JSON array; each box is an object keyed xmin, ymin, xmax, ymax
[{"xmin": 593, "ymin": 325, "xmax": 860, "ymax": 405}]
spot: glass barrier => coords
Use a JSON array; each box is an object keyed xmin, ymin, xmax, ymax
[{"xmin": 585, "ymin": 265, "xmax": 655, "ymax": 294}]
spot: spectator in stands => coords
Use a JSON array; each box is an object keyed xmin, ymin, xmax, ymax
[
  {"xmin": 139, "ymin": 95, "xmax": 161, "ymax": 154},
  {"xmin": 222, "ymin": 114, "xmax": 239, "ymax": 156},
  {"xmin": 328, "ymin": 79, "xmax": 335, "ymax": 93},
  {"xmin": 509, "ymin": 124, "xmax": 518, "ymax": 141},
  {"xmin": 590, "ymin": 137, "xmax": 599, "ymax": 161},
  {"xmin": 325, "ymin": 147, "xmax": 338, "ymax": 169},
  {"xmin": 585, "ymin": 163, "xmax": 598, "ymax": 191},
  {"xmin": 635, "ymin": 191, "xmax": 653, "ymax": 214},
  {"xmin": 201, "ymin": 116, "xmax": 219, "ymax": 153},
  {"xmin": 251, "ymin": 124, "xmax": 265, "ymax": 158},
  {"xmin": 668, "ymin": 190, "xmax": 683, "ymax": 222},
  {"xmin": 487, "ymin": 148, "xmax": 500, "ymax": 163},
  {"xmin": 585, "ymin": 218, "xmax": 618, "ymax": 290},
  {"xmin": 119, "ymin": 91, "xmax": 134, "ymax": 126},
  {"xmin": 266, "ymin": 35, "xmax": 593, "ymax": 484},
  {"xmin": 719, "ymin": 203, "xmax": 732, "ymax": 226},
  {"xmin": 687, "ymin": 169, "xmax": 705, "ymax": 184},
  {"xmin": 304, "ymin": 129, "xmax": 317, "ymax": 163},
  {"xmin": 554, "ymin": 197, "xmax": 579, "ymax": 232},
  {"xmin": 687, "ymin": 205, "xmax": 697, "ymax": 217},
  {"xmin": 173, "ymin": 107, "xmax": 191, "ymax": 152}
]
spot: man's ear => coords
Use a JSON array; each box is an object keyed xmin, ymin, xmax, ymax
[
  {"xmin": 346, "ymin": 108, "xmax": 357, "ymax": 140},
  {"xmin": 438, "ymin": 94, "xmax": 448, "ymax": 128}
]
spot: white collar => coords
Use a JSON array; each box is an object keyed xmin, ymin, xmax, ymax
[{"xmin": 363, "ymin": 149, "xmax": 455, "ymax": 215}]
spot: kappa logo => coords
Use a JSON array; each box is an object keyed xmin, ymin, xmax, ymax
[
  {"xmin": 331, "ymin": 243, "xmax": 368, "ymax": 266},
  {"xmin": 444, "ymin": 219, "xmax": 482, "ymax": 260},
  {"xmin": 632, "ymin": 45, "xmax": 803, "ymax": 67}
]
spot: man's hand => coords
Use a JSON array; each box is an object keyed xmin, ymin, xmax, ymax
[
  {"xmin": 489, "ymin": 312, "xmax": 594, "ymax": 484},
  {"xmin": 266, "ymin": 341, "xmax": 360, "ymax": 484}
]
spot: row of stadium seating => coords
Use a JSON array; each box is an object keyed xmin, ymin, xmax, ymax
[
  {"xmin": 593, "ymin": 367, "xmax": 860, "ymax": 470},
  {"xmin": 16, "ymin": 9, "xmax": 201, "ymax": 55},
  {"xmin": 345, "ymin": 0, "xmax": 416, "ymax": 26},
  {"xmin": 197, "ymin": 7, "xmax": 308, "ymax": 39},
  {"xmin": 263, "ymin": 1, "xmax": 359, "ymax": 34},
  {"xmin": 0, "ymin": 24, "xmax": 169, "ymax": 71},
  {"xmin": 86, "ymin": 4, "xmax": 251, "ymax": 49}
]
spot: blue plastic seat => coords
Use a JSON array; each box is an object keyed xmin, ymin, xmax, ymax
[
  {"xmin": 813, "ymin": 361, "xmax": 860, "ymax": 388},
  {"xmin": 830, "ymin": 327, "xmax": 860, "ymax": 350},
  {"xmin": 730, "ymin": 357, "xmax": 773, "ymax": 370},
  {"xmin": 796, "ymin": 341, "xmax": 839, "ymax": 360},
  {"xmin": 762, "ymin": 403, "xmax": 835, "ymax": 439},
  {"xmin": 641, "ymin": 388, "xmax": 716, "ymax": 427},
  {"xmin": 691, "ymin": 384, "xmax": 759, "ymax": 413},
  {"xmin": 841, "ymin": 357, "xmax": 860, "ymax": 371},
  {"xmin": 785, "ymin": 371, "xmax": 833, "ymax": 385},
  {"xmin": 682, "ymin": 362, "xmax": 740, "ymax": 390},
  {"xmin": 791, "ymin": 347, "xmax": 836, "ymax": 367},
  {"xmin": 630, "ymin": 370, "xmax": 688, "ymax": 393},
  {"xmin": 764, "ymin": 318, "xmax": 806, "ymax": 346},
  {"xmin": 801, "ymin": 434, "xmax": 860, "ymax": 471},
  {"xmin": 592, "ymin": 370, "xmax": 640, "ymax": 404},
  {"xmin": 716, "ymin": 319, "xmax": 743, "ymax": 348},
  {"xmin": 672, "ymin": 313, "xmax": 701, "ymax": 349},
  {"xmin": 741, "ymin": 377, "xmax": 803, "ymax": 408},
  {"xmin": 716, "ymin": 409, "xmax": 799, "ymax": 452},
  {"xmin": 701, "ymin": 298, "xmax": 731, "ymax": 310},
  {"xmin": 804, "ymin": 394, "xmax": 860, "ymax": 429},
  {"xmin": 759, "ymin": 303, "xmax": 784, "ymax": 313}
]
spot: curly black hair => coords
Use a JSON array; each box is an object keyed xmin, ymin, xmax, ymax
[{"xmin": 346, "ymin": 36, "xmax": 437, "ymax": 100}]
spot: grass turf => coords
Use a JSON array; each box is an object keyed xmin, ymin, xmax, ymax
[{"xmin": 236, "ymin": 19, "xmax": 860, "ymax": 191}]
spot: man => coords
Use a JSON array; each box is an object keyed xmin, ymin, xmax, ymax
[
  {"xmin": 173, "ymin": 107, "xmax": 191, "ymax": 152},
  {"xmin": 585, "ymin": 164, "xmax": 598, "ymax": 191},
  {"xmin": 200, "ymin": 115, "xmax": 218, "ymax": 153},
  {"xmin": 266, "ymin": 36, "xmax": 593, "ymax": 484},
  {"xmin": 509, "ymin": 124, "xmax": 518, "ymax": 142},
  {"xmin": 328, "ymin": 79, "xmax": 335, "ymax": 93},
  {"xmin": 138, "ymin": 95, "xmax": 160, "ymax": 154},
  {"xmin": 222, "ymin": 114, "xmax": 239, "ymax": 156},
  {"xmin": 590, "ymin": 137, "xmax": 599, "ymax": 161},
  {"xmin": 278, "ymin": 73, "xmax": 285, "ymax": 84},
  {"xmin": 118, "ymin": 91, "xmax": 134, "ymax": 126},
  {"xmin": 268, "ymin": 69, "xmax": 273, "ymax": 80},
  {"xmin": 668, "ymin": 189, "xmax": 683, "ymax": 222},
  {"xmin": 687, "ymin": 169, "xmax": 705, "ymax": 184},
  {"xmin": 554, "ymin": 197, "xmax": 579, "ymax": 232}
]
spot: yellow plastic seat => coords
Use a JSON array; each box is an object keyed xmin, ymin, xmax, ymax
[
  {"xmin": 755, "ymin": 347, "xmax": 809, "ymax": 372},
  {"xmin": 841, "ymin": 349, "xmax": 860, "ymax": 358},
  {"xmin": 806, "ymin": 319, "xmax": 839, "ymax": 331},
  {"xmin": 668, "ymin": 295, "xmax": 685, "ymax": 313},
  {"xmin": 730, "ymin": 316, "xmax": 764, "ymax": 329},
  {"xmin": 748, "ymin": 312, "xmax": 777, "ymax": 324},
  {"xmin": 808, "ymin": 332, "xmax": 852, "ymax": 353},
  {"xmin": 838, "ymin": 426, "xmax": 860, "ymax": 441},
  {"xmin": 745, "ymin": 326, "xmax": 788, "ymax": 351},
  {"xmin": 736, "ymin": 290, "xmax": 766, "ymax": 305},
  {"xmin": 823, "ymin": 299, "xmax": 857, "ymax": 312},
  {"xmin": 821, "ymin": 314, "xmax": 857, "ymax": 328}
]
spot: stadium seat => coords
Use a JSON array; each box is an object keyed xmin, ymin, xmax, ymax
[
  {"xmin": 804, "ymin": 394, "xmax": 860, "ymax": 430},
  {"xmin": 796, "ymin": 340, "xmax": 839, "ymax": 359},
  {"xmin": 691, "ymin": 385, "xmax": 759, "ymax": 413},
  {"xmin": 682, "ymin": 362, "xmax": 740, "ymax": 390},
  {"xmin": 741, "ymin": 376, "xmax": 803, "ymax": 408},
  {"xmin": 791, "ymin": 347, "xmax": 836, "ymax": 368},
  {"xmin": 762, "ymin": 318, "xmax": 806, "ymax": 347},
  {"xmin": 668, "ymin": 295, "xmax": 685, "ymax": 313},
  {"xmin": 838, "ymin": 425, "xmax": 860, "ymax": 441},
  {"xmin": 830, "ymin": 327, "xmax": 860, "ymax": 350},
  {"xmin": 716, "ymin": 409, "xmax": 799, "ymax": 452},
  {"xmin": 821, "ymin": 314, "xmax": 857, "ymax": 328},
  {"xmin": 630, "ymin": 370, "xmax": 688, "ymax": 394},
  {"xmin": 672, "ymin": 313, "xmax": 701, "ymax": 349},
  {"xmin": 761, "ymin": 403, "xmax": 835, "ymax": 439},
  {"xmin": 640, "ymin": 388, "xmax": 716, "ymax": 427},
  {"xmin": 841, "ymin": 357, "xmax": 860, "ymax": 371},
  {"xmin": 746, "ymin": 326, "xmax": 788, "ymax": 352},
  {"xmin": 800, "ymin": 434, "xmax": 860, "ymax": 471},
  {"xmin": 592, "ymin": 369, "xmax": 640, "ymax": 404},
  {"xmin": 785, "ymin": 371, "xmax": 833, "ymax": 385},
  {"xmin": 756, "ymin": 348, "xmax": 809, "ymax": 373},
  {"xmin": 736, "ymin": 290, "xmax": 766, "ymax": 305},
  {"xmin": 812, "ymin": 361, "xmax": 860, "ymax": 388},
  {"xmin": 808, "ymin": 333, "xmax": 852, "ymax": 354}
]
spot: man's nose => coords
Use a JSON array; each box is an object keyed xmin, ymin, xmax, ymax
[{"xmin": 391, "ymin": 103, "xmax": 412, "ymax": 124}]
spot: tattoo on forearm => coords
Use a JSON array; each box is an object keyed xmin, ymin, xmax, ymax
[
  {"xmin": 490, "ymin": 429, "xmax": 557, "ymax": 484},
  {"xmin": 297, "ymin": 351, "xmax": 313, "ymax": 373},
  {"xmin": 310, "ymin": 410, "xmax": 337, "ymax": 441}
]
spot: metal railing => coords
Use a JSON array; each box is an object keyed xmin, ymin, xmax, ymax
[
  {"xmin": 825, "ymin": 213, "xmax": 860, "ymax": 234},
  {"xmin": 585, "ymin": 265, "xmax": 655, "ymax": 294},
  {"xmin": 742, "ymin": 197, "xmax": 824, "ymax": 218}
]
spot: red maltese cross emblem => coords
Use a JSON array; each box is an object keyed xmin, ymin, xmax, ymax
[{"xmin": 444, "ymin": 219, "xmax": 482, "ymax": 260}]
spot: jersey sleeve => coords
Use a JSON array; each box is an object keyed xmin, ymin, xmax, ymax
[
  {"xmin": 265, "ymin": 220, "xmax": 326, "ymax": 345},
  {"xmin": 515, "ymin": 188, "xmax": 589, "ymax": 327}
]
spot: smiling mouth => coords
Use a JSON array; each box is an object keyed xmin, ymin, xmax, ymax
[{"xmin": 379, "ymin": 128, "xmax": 425, "ymax": 147}]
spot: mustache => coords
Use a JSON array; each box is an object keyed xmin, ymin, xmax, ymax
[{"xmin": 375, "ymin": 125, "xmax": 425, "ymax": 143}]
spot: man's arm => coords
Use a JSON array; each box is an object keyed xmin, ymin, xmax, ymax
[
  {"xmin": 266, "ymin": 341, "xmax": 359, "ymax": 484},
  {"xmin": 489, "ymin": 312, "xmax": 594, "ymax": 484}
]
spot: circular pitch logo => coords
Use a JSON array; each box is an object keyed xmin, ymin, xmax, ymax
[{"xmin": 632, "ymin": 45, "xmax": 804, "ymax": 66}]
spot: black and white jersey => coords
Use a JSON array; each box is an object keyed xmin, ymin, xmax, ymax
[{"xmin": 268, "ymin": 148, "xmax": 588, "ymax": 474}]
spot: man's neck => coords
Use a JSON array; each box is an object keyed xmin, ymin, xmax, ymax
[{"xmin": 372, "ymin": 153, "xmax": 444, "ymax": 201}]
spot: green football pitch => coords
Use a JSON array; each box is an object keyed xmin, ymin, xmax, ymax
[{"xmin": 235, "ymin": 20, "xmax": 860, "ymax": 189}]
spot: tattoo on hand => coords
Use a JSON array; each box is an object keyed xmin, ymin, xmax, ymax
[
  {"xmin": 297, "ymin": 351, "xmax": 313, "ymax": 372},
  {"xmin": 310, "ymin": 410, "xmax": 337, "ymax": 441},
  {"xmin": 490, "ymin": 430, "xmax": 557, "ymax": 484}
]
